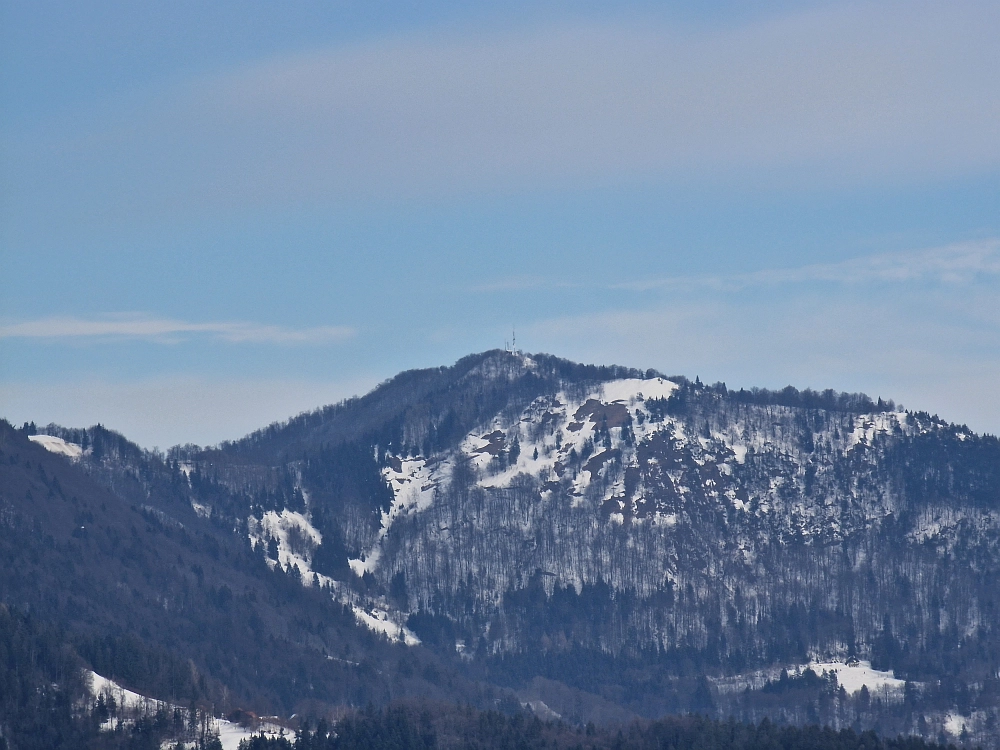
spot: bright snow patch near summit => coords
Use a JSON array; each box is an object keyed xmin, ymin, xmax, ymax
[
  {"xmin": 28, "ymin": 434, "xmax": 83, "ymax": 458},
  {"xmin": 598, "ymin": 377, "xmax": 678, "ymax": 403}
]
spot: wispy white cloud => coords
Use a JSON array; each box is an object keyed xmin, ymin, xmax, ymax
[
  {"xmin": 750, "ymin": 240, "xmax": 1000, "ymax": 285},
  {"xmin": 619, "ymin": 240, "xmax": 1000, "ymax": 292},
  {"xmin": 0, "ymin": 314, "xmax": 355, "ymax": 344},
  {"xmin": 8, "ymin": 1, "xmax": 999, "ymax": 221},
  {"xmin": 467, "ymin": 275, "xmax": 580, "ymax": 293},
  {"xmin": 524, "ymin": 244, "xmax": 1000, "ymax": 434}
]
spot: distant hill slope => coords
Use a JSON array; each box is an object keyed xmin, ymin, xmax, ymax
[
  {"xmin": 5, "ymin": 350, "xmax": 1000, "ymax": 746},
  {"xmin": 0, "ymin": 421, "xmax": 489, "ymax": 718}
]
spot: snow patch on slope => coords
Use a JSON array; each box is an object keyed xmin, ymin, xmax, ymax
[
  {"xmin": 797, "ymin": 660, "xmax": 905, "ymax": 695},
  {"xmin": 352, "ymin": 606, "xmax": 421, "ymax": 646},
  {"xmin": 191, "ymin": 501, "xmax": 212, "ymax": 519},
  {"xmin": 245, "ymin": 504, "xmax": 422, "ymax": 645},
  {"xmin": 89, "ymin": 671, "xmax": 159, "ymax": 719},
  {"xmin": 349, "ymin": 457, "xmax": 439, "ymax": 577},
  {"xmin": 847, "ymin": 412, "xmax": 906, "ymax": 450},
  {"xmin": 475, "ymin": 377, "xmax": 679, "ymax": 505},
  {"xmin": 88, "ymin": 671, "xmax": 290, "ymax": 749},
  {"xmin": 600, "ymin": 377, "xmax": 678, "ymax": 403},
  {"xmin": 248, "ymin": 509, "xmax": 322, "ymax": 582},
  {"xmin": 29, "ymin": 434, "xmax": 83, "ymax": 458},
  {"xmin": 944, "ymin": 711, "xmax": 969, "ymax": 737}
]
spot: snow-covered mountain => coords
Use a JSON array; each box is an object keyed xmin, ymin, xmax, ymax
[
  {"xmin": 340, "ymin": 357, "xmax": 988, "ymax": 651},
  {"xmin": 14, "ymin": 350, "xmax": 1000, "ymax": 744}
]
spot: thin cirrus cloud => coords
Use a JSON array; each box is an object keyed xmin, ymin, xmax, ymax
[
  {"xmin": 9, "ymin": 0, "xmax": 999, "ymax": 222},
  {"xmin": 518, "ymin": 237, "xmax": 1000, "ymax": 433},
  {"xmin": 616, "ymin": 240, "xmax": 1000, "ymax": 292},
  {"xmin": 523, "ymin": 257, "xmax": 1000, "ymax": 435},
  {"xmin": 467, "ymin": 275, "xmax": 581, "ymax": 293},
  {"xmin": 0, "ymin": 315, "xmax": 355, "ymax": 344}
]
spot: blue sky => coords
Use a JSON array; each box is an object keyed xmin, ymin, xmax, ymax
[{"xmin": 2, "ymin": 0, "xmax": 999, "ymax": 447}]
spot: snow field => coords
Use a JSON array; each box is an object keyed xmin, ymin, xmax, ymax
[
  {"xmin": 88, "ymin": 671, "xmax": 290, "ymax": 749},
  {"xmin": 28, "ymin": 433, "xmax": 83, "ymax": 458},
  {"xmin": 352, "ymin": 605, "xmax": 421, "ymax": 646},
  {"xmin": 248, "ymin": 509, "xmax": 322, "ymax": 583},
  {"xmin": 349, "ymin": 457, "xmax": 436, "ymax": 577},
  {"xmin": 714, "ymin": 660, "xmax": 905, "ymax": 700},
  {"xmin": 944, "ymin": 711, "xmax": 968, "ymax": 737},
  {"xmin": 797, "ymin": 660, "xmax": 905, "ymax": 695},
  {"xmin": 847, "ymin": 412, "xmax": 908, "ymax": 450},
  {"xmin": 469, "ymin": 377, "xmax": 683, "ymax": 510}
]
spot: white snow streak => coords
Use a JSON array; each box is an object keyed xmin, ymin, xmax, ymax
[
  {"xmin": 248, "ymin": 509, "xmax": 322, "ymax": 583},
  {"xmin": 349, "ymin": 457, "xmax": 437, "ymax": 576},
  {"xmin": 352, "ymin": 606, "xmax": 421, "ymax": 646}
]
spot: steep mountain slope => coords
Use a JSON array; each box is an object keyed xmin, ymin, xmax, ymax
[
  {"xmin": 7, "ymin": 350, "xmax": 1000, "ymax": 745},
  {"xmin": 0, "ymin": 422, "xmax": 493, "ymax": 720}
]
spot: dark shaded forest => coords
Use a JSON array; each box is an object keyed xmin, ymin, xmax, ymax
[{"xmin": 236, "ymin": 702, "xmax": 965, "ymax": 750}]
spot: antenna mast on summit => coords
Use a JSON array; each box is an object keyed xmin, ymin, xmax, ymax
[{"xmin": 505, "ymin": 327, "xmax": 519, "ymax": 356}]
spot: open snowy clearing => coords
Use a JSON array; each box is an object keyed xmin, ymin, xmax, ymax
[
  {"xmin": 88, "ymin": 671, "xmax": 290, "ymax": 749},
  {"xmin": 797, "ymin": 660, "xmax": 905, "ymax": 694},
  {"xmin": 28, "ymin": 433, "xmax": 83, "ymax": 458}
]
